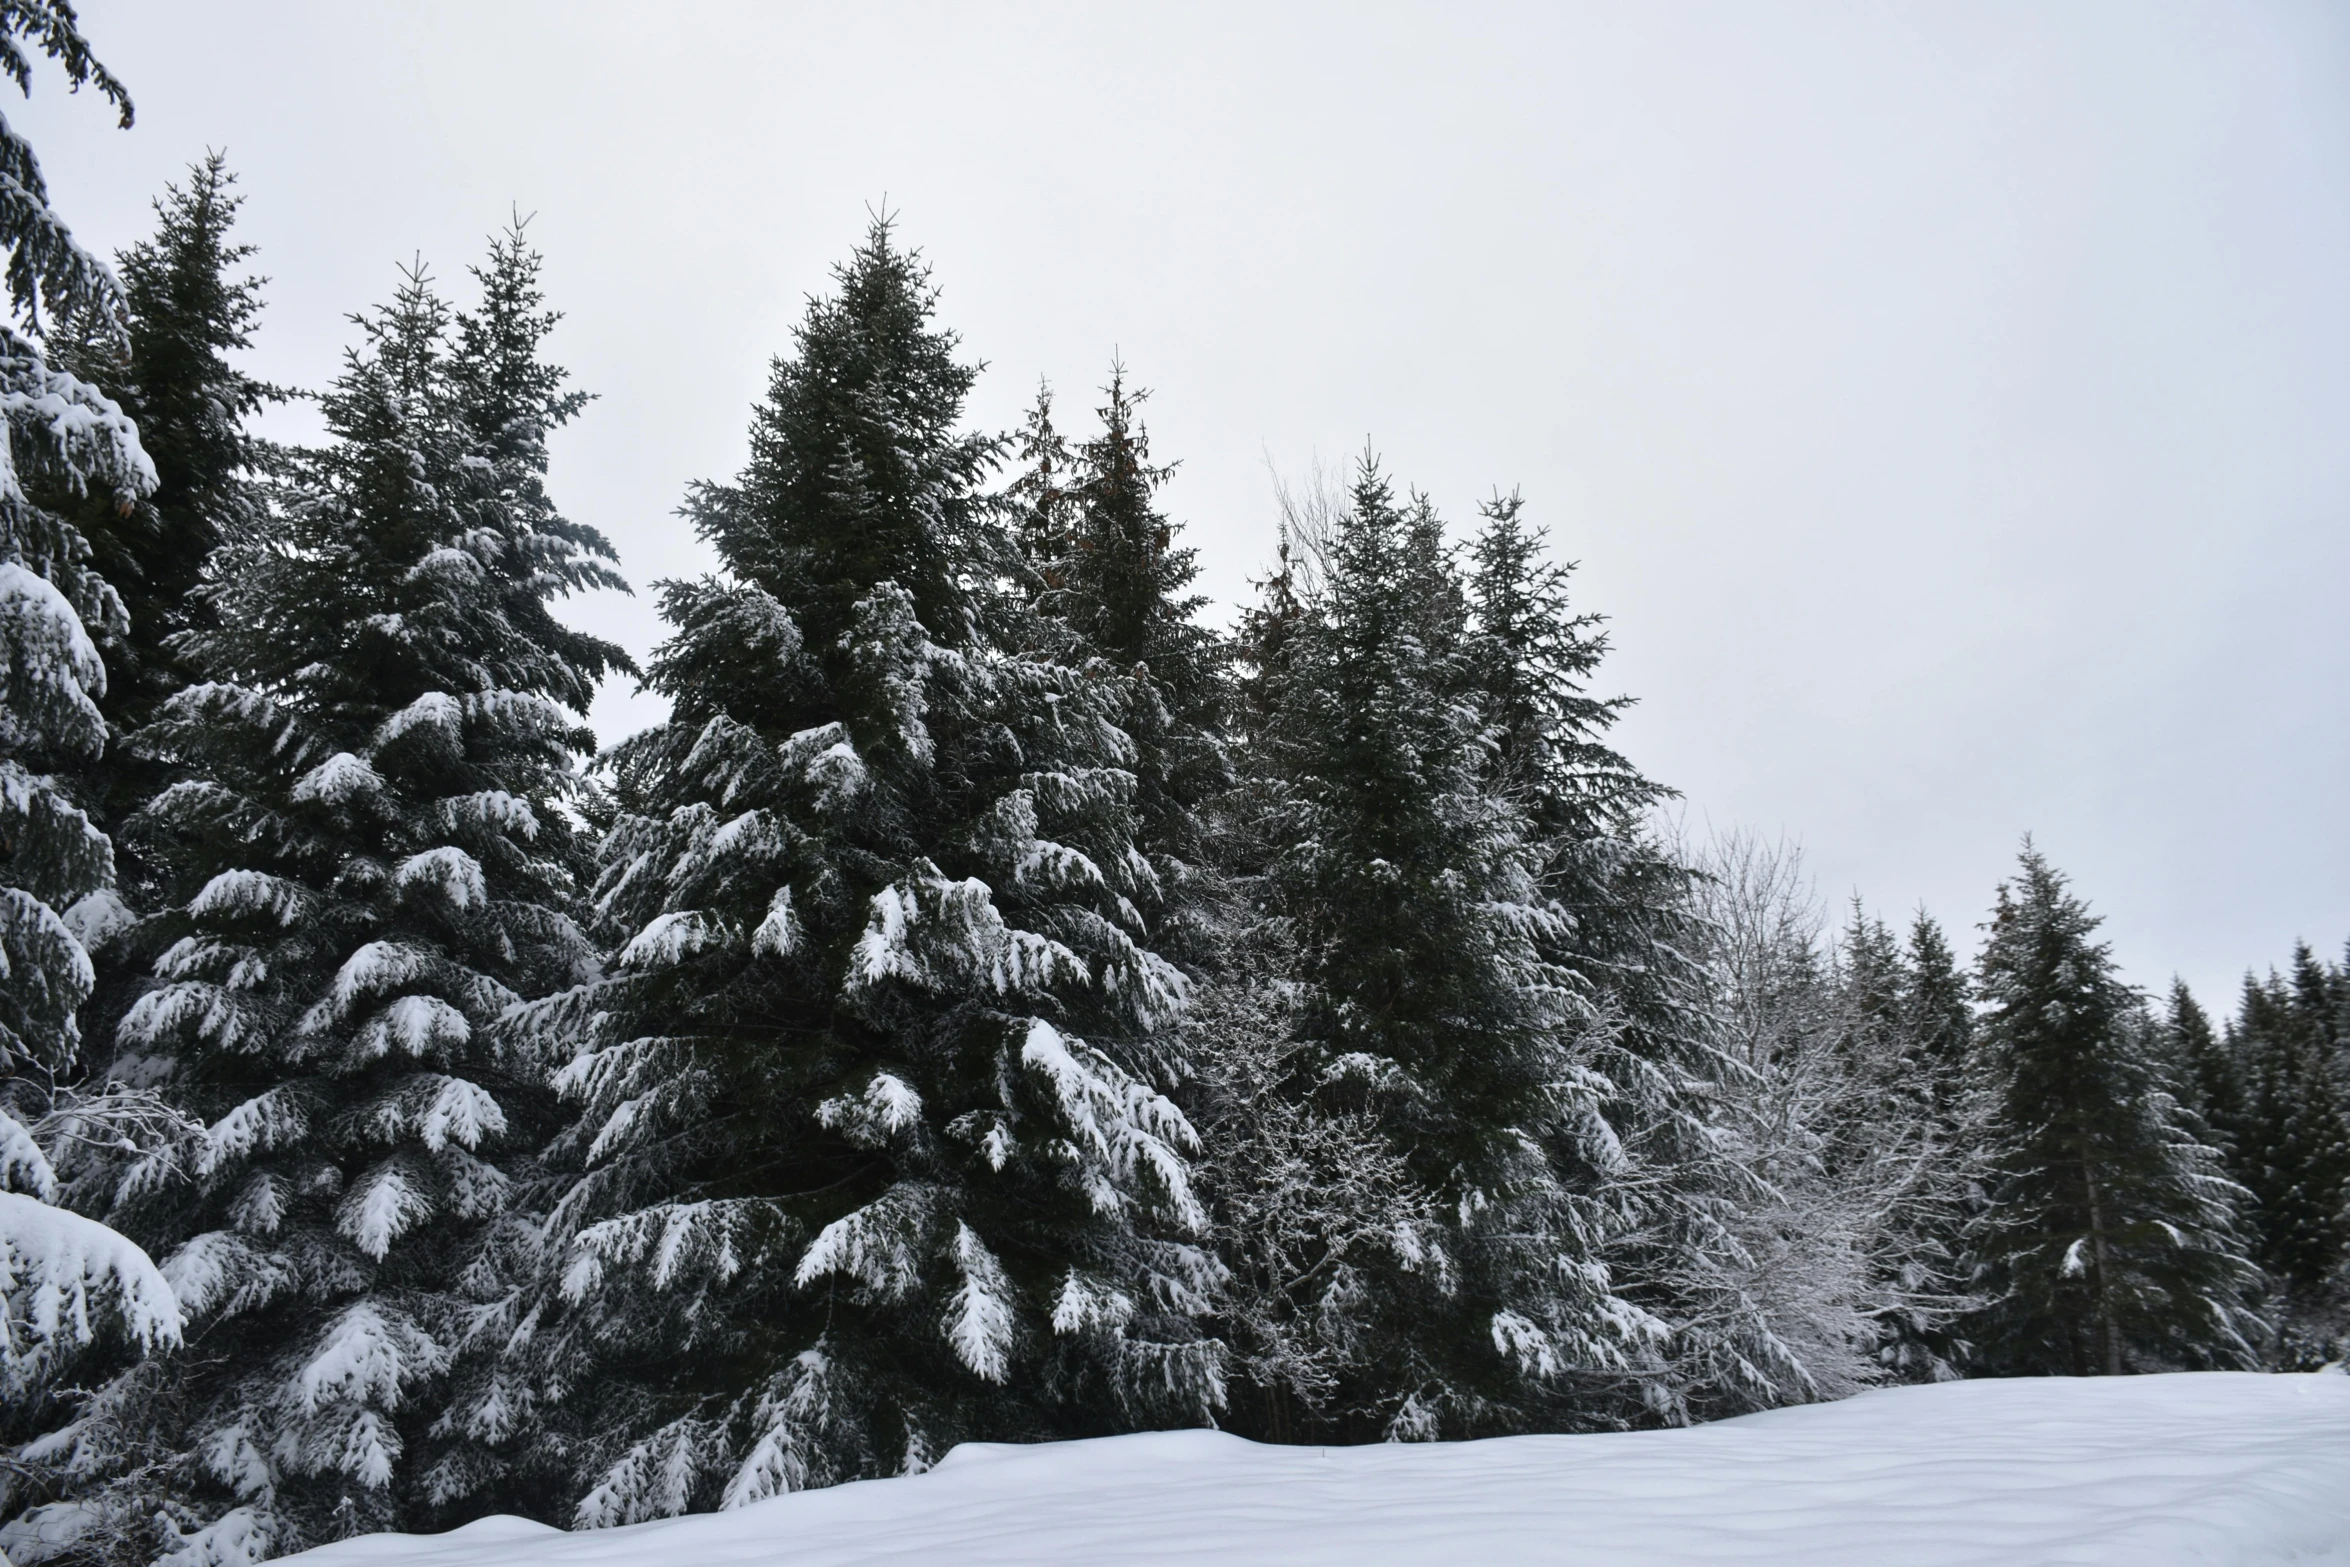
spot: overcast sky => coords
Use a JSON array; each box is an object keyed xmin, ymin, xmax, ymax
[{"xmin": 19, "ymin": 0, "xmax": 2350, "ymax": 1005}]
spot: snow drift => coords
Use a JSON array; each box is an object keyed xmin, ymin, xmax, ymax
[{"xmin": 290, "ymin": 1372, "xmax": 2348, "ymax": 1567}]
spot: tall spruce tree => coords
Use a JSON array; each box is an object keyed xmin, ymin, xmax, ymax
[
  {"xmin": 516, "ymin": 219, "xmax": 1217, "ymax": 1525},
  {"xmin": 0, "ymin": 7, "xmax": 185, "ymax": 1519},
  {"xmin": 0, "ymin": 3, "xmax": 149, "ymax": 1098},
  {"xmin": 1056, "ymin": 369, "xmax": 1225, "ymax": 893},
  {"xmin": 0, "ymin": 19, "xmax": 263, "ymax": 1567},
  {"xmin": 1901, "ymin": 913, "xmax": 1973, "ymax": 1088},
  {"xmin": 1004, "ymin": 381, "xmax": 1076, "ymax": 596},
  {"xmin": 31, "ymin": 236, "xmax": 628, "ymax": 1564},
  {"xmin": 1233, "ymin": 458, "xmax": 1699, "ymax": 1441},
  {"xmin": 63, "ymin": 153, "xmax": 274, "ymax": 752},
  {"xmin": 1459, "ymin": 489, "xmax": 1796, "ymax": 1420},
  {"xmin": 1824, "ymin": 903, "xmax": 1982, "ymax": 1380},
  {"xmin": 2227, "ymin": 946, "xmax": 2350, "ymax": 1360},
  {"xmin": 1965, "ymin": 845, "xmax": 2260, "ymax": 1375},
  {"xmin": 49, "ymin": 153, "xmax": 279, "ymax": 1078},
  {"xmin": 1010, "ymin": 367, "xmax": 1226, "ymax": 957},
  {"xmin": 2163, "ymin": 980, "xmax": 2240, "ymax": 1153}
]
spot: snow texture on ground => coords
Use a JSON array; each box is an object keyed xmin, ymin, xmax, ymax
[{"xmin": 296, "ymin": 1372, "xmax": 2350, "ymax": 1567}]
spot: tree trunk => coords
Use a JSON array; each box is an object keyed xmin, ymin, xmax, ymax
[{"xmin": 2081, "ymin": 1152, "xmax": 2123, "ymax": 1375}]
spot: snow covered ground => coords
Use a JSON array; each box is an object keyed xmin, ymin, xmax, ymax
[{"xmin": 298, "ymin": 1372, "xmax": 2349, "ymax": 1567}]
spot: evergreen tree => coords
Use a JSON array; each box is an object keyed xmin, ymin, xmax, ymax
[
  {"xmin": 0, "ymin": 13, "xmax": 214, "ymax": 1560},
  {"xmin": 2162, "ymin": 980, "xmax": 2240, "ymax": 1153},
  {"xmin": 1462, "ymin": 491, "xmax": 1646, "ymax": 849},
  {"xmin": 1057, "ymin": 369, "xmax": 1225, "ymax": 880},
  {"xmin": 1457, "ymin": 489, "xmax": 1794, "ymax": 1420},
  {"xmin": 1839, "ymin": 904, "xmax": 1907, "ymax": 1063},
  {"xmin": 0, "ymin": 1, "xmax": 149, "ymax": 1103},
  {"xmin": 32, "ymin": 236, "xmax": 628, "ymax": 1563},
  {"xmin": 1965, "ymin": 845, "xmax": 2260, "ymax": 1375},
  {"xmin": 63, "ymin": 152, "xmax": 275, "ymax": 752},
  {"xmin": 1231, "ymin": 457, "xmax": 1699, "ymax": 1441},
  {"xmin": 1889, "ymin": 911, "xmax": 1986, "ymax": 1372},
  {"xmin": 1900, "ymin": 913, "xmax": 1973, "ymax": 1089},
  {"xmin": 48, "ymin": 153, "xmax": 281, "ymax": 1082},
  {"xmin": 1811, "ymin": 901, "xmax": 1984, "ymax": 1381},
  {"xmin": 516, "ymin": 219, "xmax": 1217, "ymax": 1525},
  {"xmin": 1010, "ymin": 366, "xmax": 1226, "ymax": 955},
  {"xmin": 1003, "ymin": 380, "xmax": 1075, "ymax": 593},
  {"xmin": 2227, "ymin": 947, "xmax": 2350, "ymax": 1360}
]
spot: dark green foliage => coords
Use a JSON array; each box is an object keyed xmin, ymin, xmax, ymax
[
  {"xmin": 1011, "ymin": 367, "xmax": 1226, "ymax": 944},
  {"xmin": 1965, "ymin": 845, "xmax": 2260, "ymax": 1376},
  {"xmin": 0, "ymin": 0, "xmax": 131, "ymax": 336},
  {"xmin": 30, "ymin": 235, "xmax": 628, "ymax": 1559},
  {"xmin": 1848, "ymin": 906, "xmax": 1982, "ymax": 1380},
  {"xmin": 1464, "ymin": 491, "xmax": 1651, "ymax": 847},
  {"xmin": 2163, "ymin": 981, "xmax": 2239, "ymax": 1151},
  {"xmin": 2225, "ymin": 944, "xmax": 2350, "ymax": 1353},
  {"xmin": 1456, "ymin": 490, "xmax": 1786, "ymax": 1419},
  {"xmin": 1902, "ymin": 913, "xmax": 1974, "ymax": 1083},
  {"xmin": 1255, "ymin": 458, "xmax": 1623, "ymax": 1438},
  {"xmin": 520, "ymin": 219, "xmax": 1217, "ymax": 1524},
  {"xmin": 59, "ymin": 153, "xmax": 276, "ymax": 750},
  {"xmin": 1218, "ymin": 458, "xmax": 1779, "ymax": 1441},
  {"xmin": 0, "ymin": 0, "xmax": 147, "ymax": 1080}
]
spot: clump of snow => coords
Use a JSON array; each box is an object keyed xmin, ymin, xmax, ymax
[
  {"xmin": 61, "ymin": 887, "xmax": 134, "ymax": 949},
  {"xmin": 280, "ymin": 1373, "xmax": 2348, "ymax": 1567},
  {"xmin": 292, "ymin": 752, "xmax": 384, "ymax": 806},
  {"xmin": 2, "ymin": 1190, "xmax": 183, "ymax": 1389}
]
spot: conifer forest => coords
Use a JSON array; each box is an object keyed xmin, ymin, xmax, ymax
[{"xmin": 1, "ymin": 7, "xmax": 2345, "ymax": 1565}]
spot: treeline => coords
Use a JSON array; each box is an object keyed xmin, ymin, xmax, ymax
[{"xmin": 0, "ymin": 12, "xmax": 2344, "ymax": 1566}]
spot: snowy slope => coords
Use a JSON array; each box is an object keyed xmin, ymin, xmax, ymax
[{"xmin": 296, "ymin": 1373, "xmax": 2349, "ymax": 1567}]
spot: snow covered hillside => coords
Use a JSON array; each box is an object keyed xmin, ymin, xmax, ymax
[{"xmin": 294, "ymin": 1373, "xmax": 2347, "ymax": 1567}]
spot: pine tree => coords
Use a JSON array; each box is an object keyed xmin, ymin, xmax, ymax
[
  {"xmin": 2162, "ymin": 980, "xmax": 2239, "ymax": 1153},
  {"xmin": 0, "ymin": 12, "xmax": 206, "ymax": 1560},
  {"xmin": 1900, "ymin": 913, "xmax": 1973, "ymax": 1089},
  {"xmin": 35, "ymin": 236, "xmax": 628, "ymax": 1563},
  {"xmin": 1821, "ymin": 901, "xmax": 1983, "ymax": 1381},
  {"xmin": 1004, "ymin": 380, "xmax": 1075, "ymax": 593},
  {"xmin": 1457, "ymin": 489, "xmax": 1797, "ymax": 1420},
  {"xmin": 2227, "ymin": 947, "xmax": 2350, "ymax": 1361},
  {"xmin": 1231, "ymin": 457, "xmax": 1692, "ymax": 1441},
  {"xmin": 1839, "ymin": 903, "xmax": 1906, "ymax": 1067},
  {"xmin": 0, "ymin": 1, "xmax": 150, "ymax": 1104},
  {"xmin": 63, "ymin": 153, "xmax": 275, "ymax": 750},
  {"xmin": 1010, "ymin": 366, "xmax": 1226, "ymax": 958},
  {"xmin": 45, "ymin": 153, "xmax": 281, "ymax": 1086},
  {"xmin": 1057, "ymin": 368, "xmax": 1225, "ymax": 880},
  {"xmin": 516, "ymin": 219, "xmax": 1217, "ymax": 1525},
  {"xmin": 1965, "ymin": 845, "xmax": 2260, "ymax": 1375}
]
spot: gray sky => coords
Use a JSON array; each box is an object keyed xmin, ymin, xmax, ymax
[{"xmin": 20, "ymin": 0, "xmax": 2350, "ymax": 1008}]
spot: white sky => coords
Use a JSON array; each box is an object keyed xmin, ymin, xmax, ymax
[{"xmin": 19, "ymin": 0, "xmax": 2350, "ymax": 1008}]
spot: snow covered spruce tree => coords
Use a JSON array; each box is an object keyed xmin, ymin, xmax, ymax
[
  {"xmin": 0, "ymin": 0, "xmax": 187, "ymax": 1470},
  {"xmin": 2225, "ymin": 946, "xmax": 2350, "ymax": 1363},
  {"xmin": 60, "ymin": 152, "xmax": 275, "ymax": 779},
  {"xmin": 41, "ymin": 153, "xmax": 281, "ymax": 1086},
  {"xmin": 516, "ymin": 218, "xmax": 1216, "ymax": 1524},
  {"xmin": 0, "ymin": 4, "xmax": 151, "ymax": 1116},
  {"xmin": 42, "ymin": 235, "xmax": 628, "ymax": 1560},
  {"xmin": 1220, "ymin": 457, "xmax": 1686, "ymax": 1442},
  {"xmin": 1964, "ymin": 845, "xmax": 2261, "ymax": 1375},
  {"xmin": 1456, "ymin": 493, "xmax": 1802, "ymax": 1422},
  {"xmin": 1036, "ymin": 368, "xmax": 1225, "ymax": 907},
  {"xmin": 2162, "ymin": 980, "xmax": 2238, "ymax": 1149}
]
